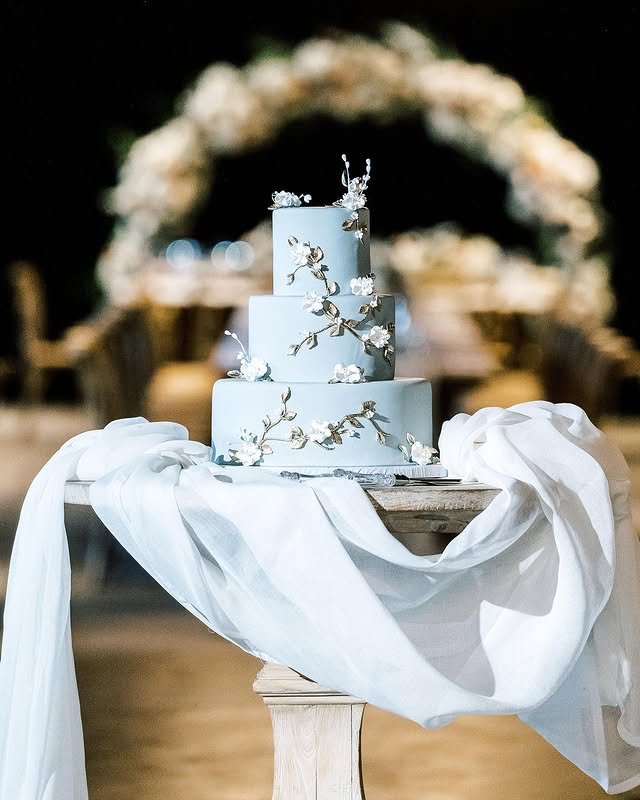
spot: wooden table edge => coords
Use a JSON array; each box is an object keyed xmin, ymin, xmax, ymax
[{"xmin": 64, "ymin": 479, "xmax": 500, "ymax": 512}]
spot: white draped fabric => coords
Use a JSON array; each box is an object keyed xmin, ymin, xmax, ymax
[{"xmin": 1, "ymin": 403, "xmax": 639, "ymax": 799}]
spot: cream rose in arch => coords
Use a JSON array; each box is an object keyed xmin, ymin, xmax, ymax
[{"xmin": 330, "ymin": 363, "xmax": 365, "ymax": 384}]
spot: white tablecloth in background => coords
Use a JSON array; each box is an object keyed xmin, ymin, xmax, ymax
[{"xmin": 1, "ymin": 402, "xmax": 639, "ymax": 799}]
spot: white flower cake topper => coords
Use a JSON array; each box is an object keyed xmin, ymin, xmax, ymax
[
  {"xmin": 329, "ymin": 363, "xmax": 365, "ymax": 384},
  {"xmin": 269, "ymin": 190, "xmax": 312, "ymax": 210},
  {"xmin": 399, "ymin": 433, "xmax": 439, "ymax": 465},
  {"xmin": 335, "ymin": 154, "xmax": 371, "ymax": 210},
  {"xmin": 224, "ymin": 330, "xmax": 271, "ymax": 382},
  {"xmin": 334, "ymin": 154, "xmax": 371, "ymax": 241}
]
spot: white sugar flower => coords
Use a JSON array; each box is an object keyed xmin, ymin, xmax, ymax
[
  {"xmin": 365, "ymin": 325, "xmax": 391, "ymax": 349},
  {"xmin": 350, "ymin": 275, "xmax": 375, "ymax": 296},
  {"xmin": 334, "ymin": 156, "xmax": 371, "ymax": 210},
  {"xmin": 410, "ymin": 441, "xmax": 438, "ymax": 465},
  {"xmin": 302, "ymin": 291, "xmax": 325, "ymax": 313},
  {"xmin": 271, "ymin": 190, "xmax": 312, "ymax": 209},
  {"xmin": 290, "ymin": 240, "xmax": 312, "ymax": 267},
  {"xmin": 308, "ymin": 420, "xmax": 332, "ymax": 444},
  {"xmin": 331, "ymin": 363, "xmax": 365, "ymax": 383},
  {"xmin": 235, "ymin": 440, "xmax": 264, "ymax": 466},
  {"xmin": 339, "ymin": 190, "xmax": 367, "ymax": 211},
  {"xmin": 240, "ymin": 357, "xmax": 269, "ymax": 381}
]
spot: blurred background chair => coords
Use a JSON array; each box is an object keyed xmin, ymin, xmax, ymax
[
  {"xmin": 65, "ymin": 303, "xmax": 231, "ymax": 445},
  {"xmin": 462, "ymin": 311, "xmax": 636, "ymax": 424},
  {"xmin": 9, "ymin": 261, "xmax": 75, "ymax": 402}
]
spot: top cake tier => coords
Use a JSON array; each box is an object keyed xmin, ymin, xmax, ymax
[{"xmin": 272, "ymin": 206, "xmax": 370, "ymax": 296}]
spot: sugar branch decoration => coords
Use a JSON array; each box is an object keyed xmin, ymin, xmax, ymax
[
  {"xmin": 287, "ymin": 257, "xmax": 394, "ymax": 365},
  {"xmin": 334, "ymin": 154, "xmax": 371, "ymax": 241},
  {"xmin": 228, "ymin": 387, "xmax": 390, "ymax": 466},
  {"xmin": 224, "ymin": 330, "xmax": 272, "ymax": 382},
  {"xmin": 286, "ymin": 237, "xmax": 339, "ymax": 296}
]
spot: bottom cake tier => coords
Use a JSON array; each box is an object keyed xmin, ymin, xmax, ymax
[{"xmin": 211, "ymin": 377, "xmax": 434, "ymax": 469}]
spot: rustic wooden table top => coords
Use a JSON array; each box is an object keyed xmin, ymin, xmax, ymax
[
  {"xmin": 64, "ymin": 479, "xmax": 499, "ymax": 511},
  {"xmin": 64, "ymin": 480, "xmax": 499, "ymax": 556}
]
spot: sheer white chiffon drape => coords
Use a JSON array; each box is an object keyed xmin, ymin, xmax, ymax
[{"xmin": 1, "ymin": 403, "xmax": 638, "ymax": 799}]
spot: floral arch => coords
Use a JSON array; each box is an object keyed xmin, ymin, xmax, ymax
[{"xmin": 99, "ymin": 22, "xmax": 611, "ymax": 319}]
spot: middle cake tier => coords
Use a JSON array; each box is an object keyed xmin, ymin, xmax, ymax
[{"xmin": 248, "ymin": 293, "xmax": 395, "ymax": 383}]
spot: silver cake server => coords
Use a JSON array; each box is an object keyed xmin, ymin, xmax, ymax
[
  {"xmin": 279, "ymin": 469, "xmax": 462, "ymax": 487},
  {"xmin": 280, "ymin": 469, "xmax": 395, "ymax": 486}
]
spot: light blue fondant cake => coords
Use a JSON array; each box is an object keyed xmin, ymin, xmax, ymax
[{"xmin": 211, "ymin": 157, "xmax": 437, "ymax": 473}]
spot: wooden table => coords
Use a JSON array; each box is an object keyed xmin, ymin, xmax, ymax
[{"xmin": 64, "ymin": 479, "xmax": 499, "ymax": 800}]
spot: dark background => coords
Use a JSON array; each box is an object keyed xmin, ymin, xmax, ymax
[{"xmin": 4, "ymin": 1, "xmax": 639, "ymax": 357}]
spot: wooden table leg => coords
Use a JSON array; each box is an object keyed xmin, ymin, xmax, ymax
[{"xmin": 253, "ymin": 663, "xmax": 366, "ymax": 800}]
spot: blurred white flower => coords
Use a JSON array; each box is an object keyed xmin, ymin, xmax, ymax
[
  {"xmin": 184, "ymin": 64, "xmax": 270, "ymax": 152},
  {"xmin": 247, "ymin": 57, "xmax": 307, "ymax": 111}
]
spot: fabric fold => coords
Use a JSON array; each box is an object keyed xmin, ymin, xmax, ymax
[{"xmin": 1, "ymin": 402, "xmax": 639, "ymax": 798}]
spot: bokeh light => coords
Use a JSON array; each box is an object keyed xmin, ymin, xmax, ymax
[
  {"xmin": 165, "ymin": 239, "xmax": 202, "ymax": 268},
  {"xmin": 210, "ymin": 240, "xmax": 254, "ymax": 271}
]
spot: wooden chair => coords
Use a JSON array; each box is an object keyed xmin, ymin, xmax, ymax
[{"xmin": 9, "ymin": 261, "xmax": 74, "ymax": 401}]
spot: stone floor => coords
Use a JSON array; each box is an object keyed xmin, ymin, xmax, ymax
[{"xmin": 2, "ymin": 402, "xmax": 640, "ymax": 799}]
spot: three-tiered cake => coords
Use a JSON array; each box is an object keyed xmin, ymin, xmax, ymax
[{"xmin": 211, "ymin": 157, "xmax": 437, "ymax": 473}]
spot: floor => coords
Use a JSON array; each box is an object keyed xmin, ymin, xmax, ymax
[
  {"xmin": 74, "ymin": 611, "xmax": 640, "ymax": 800},
  {"xmin": 2, "ymin": 402, "xmax": 640, "ymax": 799}
]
